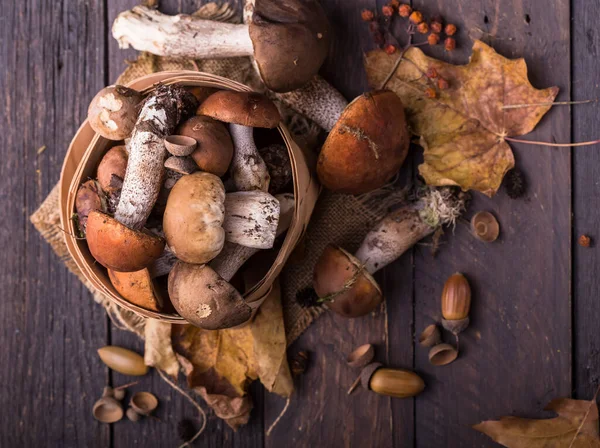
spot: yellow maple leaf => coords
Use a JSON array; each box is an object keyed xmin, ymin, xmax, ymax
[{"xmin": 364, "ymin": 40, "xmax": 558, "ymax": 196}]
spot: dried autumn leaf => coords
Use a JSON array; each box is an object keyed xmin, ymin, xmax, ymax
[
  {"xmin": 474, "ymin": 397, "xmax": 600, "ymax": 447},
  {"xmin": 170, "ymin": 278, "xmax": 292, "ymax": 430},
  {"xmin": 364, "ymin": 40, "xmax": 558, "ymax": 196}
]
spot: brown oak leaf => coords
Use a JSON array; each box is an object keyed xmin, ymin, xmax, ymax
[
  {"xmin": 474, "ymin": 397, "xmax": 600, "ymax": 447},
  {"xmin": 364, "ymin": 40, "xmax": 558, "ymax": 196}
]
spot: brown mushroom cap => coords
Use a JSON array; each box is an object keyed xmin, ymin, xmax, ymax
[
  {"xmin": 187, "ymin": 86, "xmax": 218, "ymax": 104},
  {"xmin": 163, "ymin": 172, "xmax": 225, "ymax": 264},
  {"xmin": 168, "ymin": 262, "xmax": 252, "ymax": 330},
  {"xmin": 313, "ymin": 244, "xmax": 382, "ymax": 318},
  {"xmin": 197, "ymin": 91, "xmax": 281, "ymax": 128},
  {"xmin": 86, "ymin": 210, "xmax": 165, "ymax": 272},
  {"xmin": 75, "ymin": 180, "xmax": 106, "ymax": 233},
  {"xmin": 88, "ymin": 85, "xmax": 143, "ymax": 141},
  {"xmin": 108, "ymin": 268, "xmax": 164, "ymax": 311},
  {"xmin": 317, "ymin": 90, "xmax": 410, "ymax": 194},
  {"xmin": 249, "ymin": 0, "xmax": 331, "ymax": 93},
  {"xmin": 97, "ymin": 145, "xmax": 128, "ymax": 193},
  {"xmin": 177, "ymin": 115, "xmax": 234, "ymax": 176}
]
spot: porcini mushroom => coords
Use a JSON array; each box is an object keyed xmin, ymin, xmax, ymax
[
  {"xmin": 96, "ymin": 145, "xmax": 128, "ymax": 194},
  {"xmin": 198, "ymin": 90, "xmax": 281, "ymax": 192},
  {"xmin": 317, "ymin": 91, "xmax": 411, "ymax": 194},
  {"xmin": 86, "ymin": 84, "xmax": 197, "ymax": 272},
  {"xmin": 313, "ymin": 187, "xmax": 467, "ymax": 317},
  {"xmin": 108, "ymin": 268, "xmax": 165, "ymax": 312},
  {"xmin": 223, "ymin": 191, "xmax": 280, "ymax": 249},
  {"xmin": 176, "ymin": 115, "xmax": 233, "ymax": 177},
  {"xmin": 168, "ymin": 261, "xmax": 252, "ymax": 329},
  {"xmin": 75, "ymin": 180, "xmax": 107, "ymax": 235},
  {"xmin": 88, "ymin": 85, "xmax": 144, "ymax": 140},
  {"xmin": 210, "ymin": 193, "xmax": 294, "ymax": 281},
  {"xmin": 163, "ymin": 172, "xmax": 226, "ymax": 264},
  {"xmin": 113, "ymin": 1, "xmax": 330, "ymax": 93},
  {"xmin": 164, "ymin": 156, "xmax": 198, "ymax": 175}
]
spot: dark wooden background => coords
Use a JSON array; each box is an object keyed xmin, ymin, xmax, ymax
[{"xmin": 1, "ymin": 0, "xmax": 597, "ymax": 446}]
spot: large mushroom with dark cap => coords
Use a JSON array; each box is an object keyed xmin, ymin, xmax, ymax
[
  {"xmin": 113, "ymin": 0, "xmax": 330, "ymax": 93},
  {"xmin": 86, "ymin": 84, "xmax": 197, "ymax": 272}
]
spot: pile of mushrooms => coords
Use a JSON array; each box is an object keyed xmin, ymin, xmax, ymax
[{"xmin": 77, "ymin": 83, "xmax": 295, "ymax": 328}]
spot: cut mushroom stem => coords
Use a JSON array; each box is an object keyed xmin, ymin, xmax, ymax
[
  {"xmin": 313, "ymin": 187, "xmax": 468, "ymax": 318},
  {"xmin": 111, "ymin": 4, "xmax": 346, "ymax": 129},
  {"xmin": 229, "ymin": 124, "xmax": 270, "ymax": 192},
  {"xmin": 223, "ymin": 191, "xmax": 280, "ymax": 249},
  {"xmin": 211, "ymin": 193, "xmax": 294, "ymax": 281}
]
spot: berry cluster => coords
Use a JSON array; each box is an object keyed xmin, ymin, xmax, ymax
[{"xmin": 361, "ymin": 3, "xmax": 458, "ymax": 53}]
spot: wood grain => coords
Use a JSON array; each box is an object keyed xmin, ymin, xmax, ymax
[
  {"xmin": 411, "ymin": 0, "xmax": 571, "ymax": 446},
  {"xmin": 572, "ymin": 0, "xmax": 600, "ymax": 401},
  {"xmin": 0, "ymin": 0, "xmax": 110, "ymax": 446}
]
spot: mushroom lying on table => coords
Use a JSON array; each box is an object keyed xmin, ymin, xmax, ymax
[
  {"xmin": 313, "ymin": 188, "xmax": 467, "ymax": 318},
  {"xmin": 198, "ymin": 90, "xmax": 281, "ymax": 192},
  {"xmin": 86, "ymin": 84, "xmax": 197, "ymax": 272}
]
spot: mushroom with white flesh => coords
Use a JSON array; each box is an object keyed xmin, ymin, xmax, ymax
[
  {"xmin": 88, "ymin": 85, "xmax": 144, "ymax": 140},
  {"xmin": 85, "ymin": 84, "xmax": 198, "ymax": 272},
  {"xmin": 197, "ymin": 90, "xmax": 281, "ymax": 192},
  {"xmin": 210, "ymin": 193, "xmax": 294, "ymax": 281},
  {"xmin": 113, "ymin": 1, "xmax": 330, "ymax": 94},
  {"xmin": 313, "ymin": 188, "xmax": 467, "ymax": 317},
  {"xmin": 176, "ymin": 115, "xmax": 234, "ymax": 177}
]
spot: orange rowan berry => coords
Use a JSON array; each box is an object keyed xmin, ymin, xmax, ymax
[
  {"xmin": 430, "ymin": 20, "xmax": 443, "ymax": 34},
  {"xmin": 425, "ymin": 88, "xmax": 437, "ymax": 98},
  {"xmin": 417, "ymin": 22, "xmax": 429, "ymax": 33},
  {"xmin": 426, "ymin": 67, "xmax": 438, "ymax": 79},
  {"xmin": 398, "ymin": 4, "xmax": 412, "ymax": 17},
  {"xmin": 437, "ymin": 78, "xmax": 449, "ymax": 90},
  {"xmin": 409, "ymin": 10, "xmax": 424, "ymax": 24},
  {"xmin": 444, "ymin": 37, "xmax": 456, "ymax": 51},
  {"xmin": 361, "ymin": 9, "xmax": 375, "ymax": 21},
  {"xmin": 445, "ymin": 24, "xmax": 457, "ymax": 36},
  {"xmin": 384, "ymin": 44, "xmax": 397, "ymax": 55},
  {"xmin": 382, "ymin": 5, "xmax": 394, "ymax": 17},
  {"xmin": 428, "ymin": 33, "xmax": 441, "ymax": 45}
]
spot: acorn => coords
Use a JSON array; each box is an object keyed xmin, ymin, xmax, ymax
[
  {"xmin": 470, "ymin": 211, "xmax": 499, "ymax": 242},
  {"xmin": 441, "ymin": 273, "xmax": 471, "ymax": 335},
  {"xmin": 360, "ymin": 363, "xmax": 425, "ymax": 398},
  {"xmin": 346, "ymin": 344, "xmax": 375, "ymax": 395},
  {"xmin": 113, "ymin": 388, "xmax": 126, "ymax": 401},
  {"xmin": 97, "ymin": 346, "xmax": 148, "ymax": 376},
  {"xmin": 419, "ymin": 324, "xmax": 441, "ymax": 347}
]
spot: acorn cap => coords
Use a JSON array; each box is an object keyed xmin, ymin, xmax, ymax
[
  {"xmin": 441, "ymin": 317, "xmax": 470, "ymax": 335},
  {"xmin": 471, "ymin": 211, "xmax": 500, "ymax": 242},
  {"xmin": 177, "ymin": 115, "xmax": 233, "ymax": 177},
  {"xmin": 85, "ymin": 210, "xmax": 165, "ymax": 272},
  {"xmin": 168, "ymin": 262, "xmax": 252, "ymax": 330},
  {"xmin": 197, "ymin": 91, "xmax": 281, "ymax": 128},
  {"xmin": 130, "ymin": 392, "xmax": 159, "ymax": 416},
  {"xmin": 108, "ymin": 268, "xmax": 165, "ymax": 312},
  {"xmin": 313, "ymin": 245, "xmax": 382, "ymax": 318},
  {"xmin": 126, "ymin": 407, "xmax": 140, "ymax": 422},
  {"xmin": 93, "ymin": 397, "xmax": 124, "ymax": 423},
  {"xmin": 317, "ymin": 90, "xmax": 410, "ymax": 194},
  {"xmin": 360, "ymin": 362, "xmax": 383, "ymax": 390},
  {"xmin": 347, "ymin": 344, "xmax": 375, "ymax": 368},
  {"xmin": 164, "ymin": 135, "xmax": 197, "ymax": 156},
  {"xmin": 249, "ymin": 0, "xmax": 330, "ymax": 93},
  {"xmin": 419, "ymin": 324, "xmax": 442, "ymax": 347},
  {"xmin": 428, "ymin": 343, "xmax": 458, "ymax": 366}
]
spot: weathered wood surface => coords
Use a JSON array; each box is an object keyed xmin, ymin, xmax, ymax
[{"xmin": 1, "ymin": 0, "xmax": 593, "ymax": 446}]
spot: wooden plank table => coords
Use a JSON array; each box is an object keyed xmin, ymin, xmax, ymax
[{"xmin": 1, "ymin": 0, "xmax": 594, "ymax": 446}]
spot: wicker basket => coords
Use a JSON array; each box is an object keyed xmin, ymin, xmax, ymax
[{"xmin": 59, "ymin": 71, "xmax": 319, "ymax": 323}]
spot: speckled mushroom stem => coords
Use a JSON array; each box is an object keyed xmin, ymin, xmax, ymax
[
  {"xmin": 112, "ymin": 4, "xmax": 348, "ymax": 131},
  {"xmin": 355, "ymin": 188, "xmax": 467, "ymax": 274},
  {"xmin": 210, "ymin": 193, "xmax": 294, "ymax": 281},
  {"xmin": 229, "ymin": 124, "xmax": 270, "ymax": 192},
  {"xmin": 112, "ymin": 6, "xmax": 254, "ymax": 58},
  {"xmin": 114, "ymin": 84, "xmax": 196, "ymax": 230}
]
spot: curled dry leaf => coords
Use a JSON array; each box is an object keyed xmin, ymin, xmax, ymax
[
  {"xmin": 364, "ymin": 40, "xmax": 558, "ymax": 196},
  {"xmin": 167, "ymin": 279, "xmax": 292, "ymax": 430},
  {"xmin": 474, "ymin": 397, "xmax": 600, "ymax": 447}
]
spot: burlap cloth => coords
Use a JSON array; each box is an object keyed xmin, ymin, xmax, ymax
[{"xmin": 29, "ymin": 3, "xmax": 403, "ymax": 344}]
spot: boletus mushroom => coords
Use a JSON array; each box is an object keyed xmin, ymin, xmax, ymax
[
  {"xmin": 168, "ymin": 262, "xmax": 252, "ymax": 330},
  {"xmin": 313, "ymin": 187, "xmax": 467, "ymax": 317},
  {"xmin": 88, "ymin": 85, "xmax": 144, "ymax": 140},
  {"xmin": 108, "ymin": 268, "xmax": 165, "ymax": 312},
  {"xmin": 113, "ymin": 1, "xmax": 330, "ymax": 93},
  {"xmin": 198, "ymin": 90, "xmax": 281, "ymax": 192},
  {"xmin": 75, "ymin": 180, "xmax": 107, "ymax": 235},
  {"xmin": 86, "ymin": 84, "xmax": 197, "ymax": 272},
  {"xmin": 163, "ymin": 172, "xmax": 226, "ymax": 265}
]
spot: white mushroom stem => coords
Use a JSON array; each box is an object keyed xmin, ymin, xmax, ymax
[
  {"xmin": 112, "ymin": 5, "xmax": 254, "ymax": 58},
  {"xmin": 114, "ymin": 84, "xmax": 194, "ymax": 230},
  {"xmin": 223, "ymin": 191, "xmax": 280, "ymax": 249},
  {"xmin": 354, "ymin": 188, "xmax": 467, "ymax": 274},
  {"xmin": 111, "ymin": 5, "xmax": 348, "ymax": 131},
  {"xmin": 210, "ymin": 193, "xmax": 294, "ymax": 281},
  {"xmin": 229, "ymin": 124, "xmax": 270, "ymax": 192}
]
